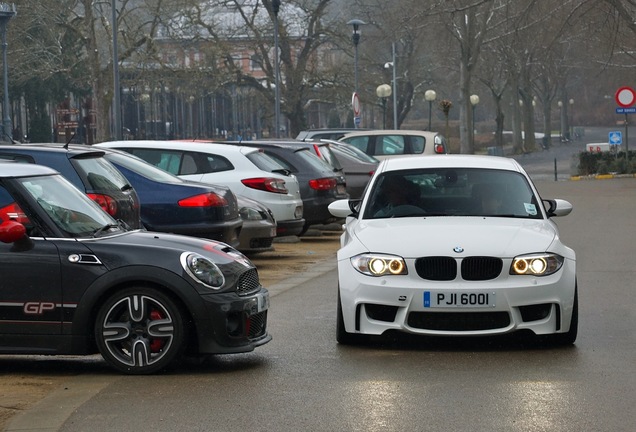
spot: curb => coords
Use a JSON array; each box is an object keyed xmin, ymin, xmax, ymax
[{"xmin": 570, "ymin": 173, "xmax": 636, "ymax": 180}]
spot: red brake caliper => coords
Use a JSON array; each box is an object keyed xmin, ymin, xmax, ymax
[{"xmin": 149, "ymin": 310, "xmax": 166, "ymax": 352}]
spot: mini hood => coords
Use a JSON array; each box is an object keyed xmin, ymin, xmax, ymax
[
  {"xmin": 353, "ymin": 217, "xmax": 557, "ymax": 258},
  {"xmin": 84, "ymin": 230, "xmax": 248, "ymax": 267}
]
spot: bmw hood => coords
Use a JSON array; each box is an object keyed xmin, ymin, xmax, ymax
[{"xmin": 352, "ymin": 217, "xmax": 560, "ymax": 258}]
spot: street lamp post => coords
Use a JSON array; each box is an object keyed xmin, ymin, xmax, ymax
[
  {"xmin": 384, "ymin": 43, "xmax": 398, "ymax": 129},
  {"xmin": 569, "ymin": 98, "xmax": 574, "ymax": 140},
  {"xmin": 0, "ymin": 3, "xmax": 15, "ymax": 142},
  {"xmin": 111, "ymin": 0, "xmax": 122, "ymax": 140},
  {"xmin": 271, "ymin": 0, "xmax": 281, "ymax": 137},
  {"xmin": 470, "ymin": 94, "xmax": 479, "ymax": 149},
  {"xmin": 557, "ymin": 100, "xmax": 563, "ymax": 141},
  {"xmin": 376, "ymin": 84, "xmax": 392, "ymax": 130},
  {"xmin": 424, "ymin": 90, "xmax": 436, "ymax": 131},
  {"xmin": 347, "ymin": 19, "xmax": 366, "ymax": 128},
  {"xmin": 347, "ymin": 19, "xmax": 365, "ymax": 95}
]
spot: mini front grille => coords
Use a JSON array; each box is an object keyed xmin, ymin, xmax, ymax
[
  {"xmin": 248, "ymin": 311, "xmax": 267, "ymax": 339},
  {"xmin": 408, "ymin": 311, "xmax": 510, "ymax": 331},
  {"xmin": 461, "ymin": 257, "xmax": 503, "ymax": 281},
  {"xmin": 415, "ymin": 256, "xmax": 457, "ymax": 281},
  {"xmin": 237, "ymin": 268, "xmax": 261, "ymax": 296}
]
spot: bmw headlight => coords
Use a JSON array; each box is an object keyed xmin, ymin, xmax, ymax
[
  {"xmin": 510, "ymin": 253, "xmax": 563, "ymax": 276},
  {"xmin": 351, "ymin": 253, "xmax": 407, "ymax": 276},
  {"xmin": 181, "ymin": 252, "xmax": 225, "ymax": 289}
]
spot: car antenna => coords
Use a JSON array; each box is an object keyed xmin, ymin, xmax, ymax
[{"xmin": 64, "ymin": 132, "xmax": 76, "ymax": 149}]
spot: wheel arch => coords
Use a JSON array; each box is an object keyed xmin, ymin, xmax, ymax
[{"xmin": 72, "ymin": 266, "xmax": 203, "ymax": 353}]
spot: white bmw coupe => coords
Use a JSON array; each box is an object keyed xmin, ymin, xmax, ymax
[{"xmin": 328, "ymin": 155, "xmax": 577, "ymax": 345}]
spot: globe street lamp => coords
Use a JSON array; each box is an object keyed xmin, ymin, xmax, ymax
[
  {"xmin": 424, "ymin": 89, "xmax": 436, "ymax": 131},
  {"xmin": 0, "ymin": 3, "xmax": 16, "ymax": 142},
  {"xmin": 376, "ymin": 84, "xmax": 392, "ymax": 130},
  {"xmin": 470, "ymin": 94, "xmax": 479, "ymax": 148}
]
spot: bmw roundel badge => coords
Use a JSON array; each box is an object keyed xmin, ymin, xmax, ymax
[{"xmin": 453, "ymin": 246, "xmax": 464, "ymax": 253}]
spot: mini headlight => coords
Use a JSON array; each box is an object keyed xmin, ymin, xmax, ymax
[
  {"xmin": 351, "ymin": 253, "xmax": 407, "ymax": 276},
  {"xmin": 510, "ymin": 253, "xmax": 563, "ymax": 276},
  {"xmin": 180, "ymin": 252, "xmax": 225, "ymax": 289}
]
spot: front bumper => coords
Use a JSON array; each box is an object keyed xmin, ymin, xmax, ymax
[
  {"xmin": 338, "ymin": 257, "xmax": 576, "ymax": 338},
  {"xmin": 194, "ymin": 288, "xmax": 272, "ymax": 354}
]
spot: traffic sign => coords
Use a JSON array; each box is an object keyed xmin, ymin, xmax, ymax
[
  {"xmin": 609, "ymin": 131, "xmax": 622, "ymax": 145},
  {"xmin": 351, "ymin": 92, "xmax": 360, "ymax": 117},
  {"xmin": 616, "ymin": 107, "xmax": 636, "ymax": 114},
  {"xmin": 615, "ymin": 86, "xmax": 635, "ymax": 108}
]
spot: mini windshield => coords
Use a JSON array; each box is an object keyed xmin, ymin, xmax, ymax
[
  {"xmin": 364, "ymin": 168, "xmax": 543, "ymax": 220},
  {"xmin": 19, "ymin": 175, "xmax": 121, "ymax": 237}
]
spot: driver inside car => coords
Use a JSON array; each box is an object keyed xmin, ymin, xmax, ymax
[{"xmin": 372, "ymin": 175, "xmax": 420, "ymax": 217}]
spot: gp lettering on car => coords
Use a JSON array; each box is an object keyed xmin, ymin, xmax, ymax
[{"xmin": 23, "ymin": 302, "xmax": 56, "ymax": 315}]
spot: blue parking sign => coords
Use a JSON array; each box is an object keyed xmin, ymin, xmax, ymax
[{"xmin": 609, "ymin": 131, "xmax": 622, "ymax": 146}]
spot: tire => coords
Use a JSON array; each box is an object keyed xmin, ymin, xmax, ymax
[
  {"xmin": 546, "ymin": 284, "xmax": 578, "ymax": 346},
  {"xmin": 336, "ymin": 289, "xmax": 366, "ymax": 345},
  {"xmin": 95, "ymin": 287, "xmax": 187, "ymax": 374}
]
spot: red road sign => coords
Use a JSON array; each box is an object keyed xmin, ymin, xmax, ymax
[
  {"xmin": 351, "ymin": 92, "xmax": 360, "ymax": 117},
  {"xmin": 615, "ymin": 87, "xmax": 636, "ymax": 108}
]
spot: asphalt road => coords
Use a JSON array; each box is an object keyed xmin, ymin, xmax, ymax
[
  {"xmin": 5, "ymin": 128, "xmax": 636, "ymax": 431},
  {"xmin": 7, "ymin": 175, "xmax": 635, "ymax": 432}
]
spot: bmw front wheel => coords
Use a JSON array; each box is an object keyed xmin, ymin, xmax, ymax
[{"xmin": 95, "ymin": 287, "xmax": 187, "ymax": 374}]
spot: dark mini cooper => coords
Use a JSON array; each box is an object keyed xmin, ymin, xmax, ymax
[{"xmin": 0, "ymin": 163, "xmax": 270, "ymax": 374}]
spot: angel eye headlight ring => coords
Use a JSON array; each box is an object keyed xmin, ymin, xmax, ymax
[
  {"xmin": 510, "ymin": 254, "xmax": 563, "ymax": 276},
  {"xmin": 352, "ymin": 254, "xmax": 408, "ymax": 276}
]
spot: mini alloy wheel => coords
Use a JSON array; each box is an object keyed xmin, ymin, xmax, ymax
[{"xmin": 95, "ymin": 287, "xmax": 187, "ymax": 374}]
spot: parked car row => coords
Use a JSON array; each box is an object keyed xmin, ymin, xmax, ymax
[
  {"xmin": 98, "ymin": 139, "xmax": 351, "ymax": 235},
  {"xmin": 95, "ymin": 141, "xmax": 305, "ymax": 238}
]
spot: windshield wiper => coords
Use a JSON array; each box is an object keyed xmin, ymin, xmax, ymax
[{"xmin": 92, "ymin": 223, "xmax": 121, "ymax": 238}]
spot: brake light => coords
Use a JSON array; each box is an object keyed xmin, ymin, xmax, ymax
[
  {"xmin": 242, "ymin": 178, "xmax": 288, "ymax": 194},
  {"xmin": 87, "ymin": 193, "xmax": 118, "ymax": 216},
  {"xmin": 0, "ymin": 202, "xmax": 30, "ymax": 224},
  {"xmin": 178, "ymin": 193, "xmax": 227, "ymax": 207},
  {"xmin": 309, "ymin": 178, "xmax": 337, "ymax": 191},
  {"xmin": 434, "ymin": 143, "xmax": 446, "ymax": 154},
  {"xmin": 312, "ymin": 144, "xmax": 322, "ymax": 158}
]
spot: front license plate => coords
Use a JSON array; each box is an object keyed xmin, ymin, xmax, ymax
[
  {"xmin": 256, "ymin": 291, "xmax": 270, "ymax": 313},
  {"xmin": 424, "ymin": 291, "xmax": 495, "ymax": 308}
]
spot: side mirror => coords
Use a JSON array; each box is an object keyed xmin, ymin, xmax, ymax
[
  {"xmin": 0, "ymin": 220, "xmax": 27, "ymax": 243},
  {"xmin": 543, "ymin": 199, "xmax": 573, "ymax": 218},
  {"xmin": 329, "ymin": 199, "xmax": 360, "ymax": 218}
]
